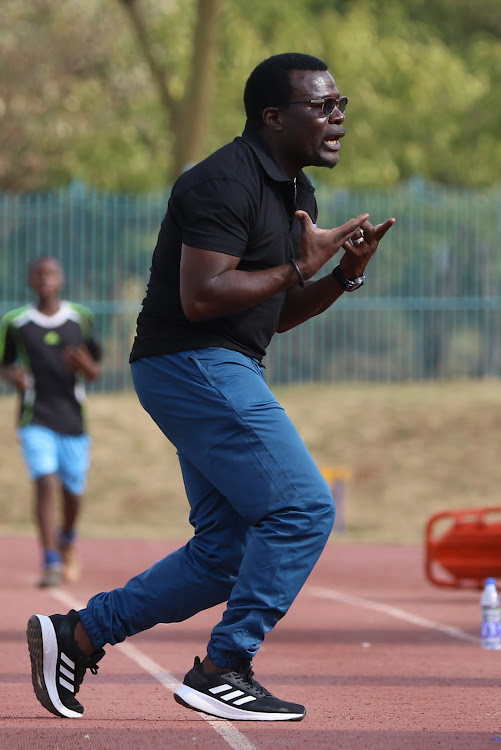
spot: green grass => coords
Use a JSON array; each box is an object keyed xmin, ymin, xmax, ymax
[{"xmin": 1, "ymin": 379, "xmax": 500, "ymax": 544}]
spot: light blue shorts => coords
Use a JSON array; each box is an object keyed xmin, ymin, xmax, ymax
[{"xmin": 18, "ymin": 425, "xmax": 91, "ymax": 495}]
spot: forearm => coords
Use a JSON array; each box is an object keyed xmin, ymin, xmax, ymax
[
  {"xmin": 277, "ymin": 271, "xmax": 345, "ymax": 332},
  {"xmin": 64, "ymin": 345, "xmax": 102, "ymax": 381},
  {"xmin": 182, "ymin": 263, "xmax": 300, "ymax": 321},
  {"xmin": 0, "ymin": 364, "xmax": 27, "ymax": 390},
  {"xmin": 80, "ymin": 360, "xmax": 101, "ymax": 381}
]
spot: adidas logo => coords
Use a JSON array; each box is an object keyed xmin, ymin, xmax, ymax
[
  {"xmin": 208, "ymin": 684, "xmax": 257, "ymax": 706},
  {"xmin": 58, "ymin": 652, "xmax": 76, "ymax": 692}
]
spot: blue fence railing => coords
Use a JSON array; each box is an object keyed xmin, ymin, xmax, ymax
[{"xmin": 1, "ymin": 179, "xmax": 500, "ymax": 390}]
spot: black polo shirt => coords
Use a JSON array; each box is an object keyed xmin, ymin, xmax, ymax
[{"xmin": 129, "ymin": 127, "xmax": 317, "ymax": 363}]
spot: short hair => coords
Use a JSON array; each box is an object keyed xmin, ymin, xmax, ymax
[
  {"xmin": 29, "ymin": 256, "xmax": 61, "ymax": 273},
  {"xmin": 244, "ymin": 52, "xmax": 328, "ymax": 128}
]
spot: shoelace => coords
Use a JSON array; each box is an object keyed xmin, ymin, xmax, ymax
[
  {"xmin": 72, "ymin": 656, "xmax": 101, "ymax": 694},
  {"xmin": 233, "ymin": 663, "xmax": 271, "ymax": 698}
]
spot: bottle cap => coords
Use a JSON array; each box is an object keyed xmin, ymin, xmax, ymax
[{"xmin": 485, "ymin": 577, "xmax": 496, "ymax": 585}]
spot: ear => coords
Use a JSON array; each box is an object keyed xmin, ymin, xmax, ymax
[{"xmin": 262, "ymin": 106, "xmax": 284, "ymax": 132}]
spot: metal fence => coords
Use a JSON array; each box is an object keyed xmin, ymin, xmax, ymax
[{"xmin": 1, "ymin": 178, "xmax": 500, "ymax": 391}]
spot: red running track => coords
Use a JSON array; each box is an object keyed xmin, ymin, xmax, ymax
[{"xmin": 1, "ymin": 536, "xmax": 500, "ymax": 749}]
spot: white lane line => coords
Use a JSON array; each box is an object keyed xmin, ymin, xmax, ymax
[
  {"xmin": 308, "ymin": 585, "xmax": 480, "ymax": 644},
  {"xmin": 50, "ymin": 590, "xmax": 257, "ymax": 750}
]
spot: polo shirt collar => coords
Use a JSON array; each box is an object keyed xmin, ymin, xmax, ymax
[{"xmin": 241, "ymin": 127, "xmax": 315, "ymax": 192}]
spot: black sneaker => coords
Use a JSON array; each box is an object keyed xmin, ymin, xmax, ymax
[
  {"xmin": 26, "ymin": 609, "xmax": 105, "ymax": 718},
  {"xmin": 174, "ymin": 656, "xmax": 306, "ymax": 721}
]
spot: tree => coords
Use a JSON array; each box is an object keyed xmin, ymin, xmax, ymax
[
  {"xmin": 0, "ymin": 0, "xmax": 160, "ymax": 191},
  {"xmin": 1, "ymin": 0, "xmax": 226, "ymax": 191},
  {"xmin": 1, "ymin": 0, "xmax": 500, "ymax": 191},
  {"xmin": 118, "ymin": 0, "xmax": 223, "ymax": 179}
]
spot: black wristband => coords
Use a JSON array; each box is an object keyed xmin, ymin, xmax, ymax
[{"xmin": 289, "ymin": 258, "xmax": 305, "ymax": 288}]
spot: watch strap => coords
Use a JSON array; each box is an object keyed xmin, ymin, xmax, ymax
[{"xmin": 332, "ymin": 264, "xmax": 365, "ymax": 292}]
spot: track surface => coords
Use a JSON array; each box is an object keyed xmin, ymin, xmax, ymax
[{"xmin": 1, "ymin": 537, "xmax": 500, "ymax": 749}]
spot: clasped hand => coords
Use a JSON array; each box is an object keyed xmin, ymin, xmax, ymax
[{"xmin": 294, "ymin": 210, "xmax": 396, "ymax": 281}]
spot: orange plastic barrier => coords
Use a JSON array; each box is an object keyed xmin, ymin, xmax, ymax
[{"xmin": 425, "ymin": 506, "xmax": 501, "ymax": 589}]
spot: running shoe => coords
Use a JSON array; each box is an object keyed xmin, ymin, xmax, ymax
[
  {"xmin": 26, "ymin": 609, "xmax": 105, "ymax": 718},
  {"xmin": 38, "ymin": 563, "xmax": 63, "ymax": 588},
  {"xmin": 59, "ymin": 542, "xmax": 81, "ymax": 583},
  {"xmin": 174, "ymin": 656, "xmax": 306, "ymax": 721}
]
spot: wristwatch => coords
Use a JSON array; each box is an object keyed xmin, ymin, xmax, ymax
[{"xmin": 332, "ymin": 264, "xmax": 366, "ymax": 292}]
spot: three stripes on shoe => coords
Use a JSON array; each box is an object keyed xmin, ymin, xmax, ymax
[
  {"xmin": 58, "ymin": 652, "xmax": 77, "ymax": 693},
  {"xmin": 208, "ymin": 682, "xmax": 257, "ymax": 706}
]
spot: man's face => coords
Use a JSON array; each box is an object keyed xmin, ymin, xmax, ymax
[
  {"xmin": 29, "ymin": 258, "xmax": 63, "ymax": 299},
  {"xmin": 278, "ymin": 69, "xmax": 346, "ymax": 172}
]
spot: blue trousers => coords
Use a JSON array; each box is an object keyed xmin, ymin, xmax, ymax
[{"xmin": 79, "ymin": 348, "xmax": 335, "ymax": 669}]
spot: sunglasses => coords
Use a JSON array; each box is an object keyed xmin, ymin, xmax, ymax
[{"xmin": 281, "ymin": 96, "xmax": 349, "ymax": 117}]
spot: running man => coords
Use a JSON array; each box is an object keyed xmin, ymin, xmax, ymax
[{"xmin": 0, "ymin": 257, "xmax": 101, "ymax": 586}]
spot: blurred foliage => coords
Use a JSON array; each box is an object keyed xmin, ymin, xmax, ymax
[{"xmin": 1, "ymin": 0, "xmax": 500, "ymax": 191}]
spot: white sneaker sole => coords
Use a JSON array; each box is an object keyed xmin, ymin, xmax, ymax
[
  {"xmin": 174, "ymin": 684, "xmax": 305, "ymax": 721},
  {"xmin": 27, "ymin": 614, "xmax": 82, "ymax": 719}
]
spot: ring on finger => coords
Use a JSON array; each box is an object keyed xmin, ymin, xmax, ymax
[{"xmin": 350, "ymin": 230, "xmax": 364, "ymax": 247}]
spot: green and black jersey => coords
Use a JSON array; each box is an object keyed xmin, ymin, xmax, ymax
[{"xmin": 0, "ymin": 302, "xmax": 101, "ymax": 435}]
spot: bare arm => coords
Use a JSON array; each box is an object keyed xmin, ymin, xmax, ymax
[
  {"xmin": 180, "ymin": 245, "xmax": 299, "ymax": 321},
  {"xmin": 180, "ymin": 213, "xmax": 370, "ymax": 321},
  {"xmin": 278, "ymin": 213, "xmax": 396, "ymax": 332},
  {"xmin": 277, "ymin": 273, "xmax": 345, "ymax": 332},
  {"xmin": 62, "ymin": 345, "xmax": 101, "ymax": 381},
  {"xmin": 0, "ymin": 364, "xmax": 29, "ymax": 392}
]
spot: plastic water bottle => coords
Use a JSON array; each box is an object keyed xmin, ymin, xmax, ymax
[{"xmin": 480, "ymin": 577, "xmax": 501, "ymax": 650}]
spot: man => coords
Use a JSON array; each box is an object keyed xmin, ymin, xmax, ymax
[
  {"xmin": 0, "ymin": 257, "xmax": 101, "ymax": 586},
  {"xmin": 27, "ymin": 53, "xmax": 395, "ymax": 721}
]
